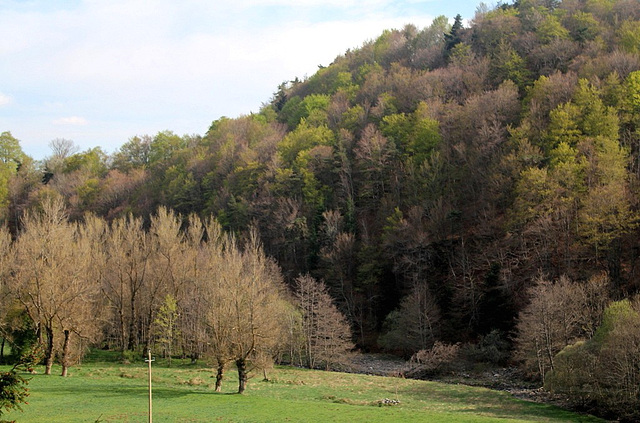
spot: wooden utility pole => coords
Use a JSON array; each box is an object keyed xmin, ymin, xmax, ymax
[{"xmin": 145, "ymin": 349, "xmax": 155, "ymax": 423}]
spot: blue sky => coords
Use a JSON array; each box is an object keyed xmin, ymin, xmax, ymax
[{"xmin": 1, "ymin": 0, "xmax": 487, "ymax": 159}]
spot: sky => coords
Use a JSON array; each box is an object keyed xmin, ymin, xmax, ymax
[{"xmin": 1, "ymin": 0, "xmax": 486, "ymax": 160}]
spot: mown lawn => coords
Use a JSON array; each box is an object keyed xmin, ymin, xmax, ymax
[{"xmin": 1, "ymin": 352, "xmax": 603, "ymax": 423}]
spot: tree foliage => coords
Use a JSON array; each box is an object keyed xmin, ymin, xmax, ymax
[{"xmin": 0, "ymin": 362, "xmax": 30, "ymax": 418}]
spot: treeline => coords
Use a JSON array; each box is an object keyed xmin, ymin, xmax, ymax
[
  {"xmin": 0, "ymin": 200, "xmax": 353, "ymax": 393},
  {"xmin": 1, "ymin": 0, "xmax": 640, "ymax": 416}
]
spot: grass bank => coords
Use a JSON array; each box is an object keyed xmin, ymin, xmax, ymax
[{"xmin": 1, "ymin": 352, "xmax": 602, "ymax": 423}]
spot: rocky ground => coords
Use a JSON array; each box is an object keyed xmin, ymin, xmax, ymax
[
  {"xmin": 347, "ymin": 354, "xmax": 576, "ymax": 410},
  {"xmin": 348, "ymin": 353, "xmax": 407, "ymax": 377}
]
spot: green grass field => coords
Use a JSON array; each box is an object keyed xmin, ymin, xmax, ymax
[{"xmin": 1, "ymin": 352, "xmax": 602, "ymax": 423}]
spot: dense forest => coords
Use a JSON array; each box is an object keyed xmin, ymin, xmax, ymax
[{"xmin": 3, "ymin": 0, "xmax": 640, "ymax": 418}]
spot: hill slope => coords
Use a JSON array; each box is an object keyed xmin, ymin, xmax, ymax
[{"xmin": 4, "ymin": 0, "xmax": 640, "ymax": 381}]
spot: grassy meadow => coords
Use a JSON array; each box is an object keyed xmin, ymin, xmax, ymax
[{"xmin": 1, "ymin": 352, "xmax": 602, "ymax": 423}]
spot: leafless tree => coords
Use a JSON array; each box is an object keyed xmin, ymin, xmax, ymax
[
  {"xmin": 198, "ymin": 223, "xmax": 288, "ymax": 393},
  {"xmin": 57, "ymin": 214, "xmax": 106, "ymax": 376},
  {"xmin": 294, "ymin": 274, "xmax": 354, "ymax": 370},
  {"xmin": 231, "ymin": 230, "xmax": 288, "ymax": 393},
  {"xmin": 515, "ymin": 273, "xmax": 610, "ymax": 382},
  {"xmin": 103, "ymin": 214, "xmax": 152, "ymax": 352},
  {"xmin": 201, "ymin": 218, "xmax": 236, "ymax": 391},
  {"xmin": 0, "ymin": 226, "xmax": 14, "ymax": 362},
  {"xmin": 12, "ymin": 199, "xmax": 102, "ymax": 376}
]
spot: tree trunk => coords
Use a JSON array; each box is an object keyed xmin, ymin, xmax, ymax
[
  {"xmin": 236, "ymin": 358, "xmax": 247, "ymax": 394},
  {"xmin": 61, "ymin": 329, "xmax": 71, "ymax": 377},
  {"xmin": 607, "ymin": 240, "xmax": 622, "ymax": 289},
  {"xmin": 306, "ymin": 337, "xmax": 313, "ymax": 369},
  {"xmin": 44, "ymin": 325, "xmax": 54, "ymax": 375},
  {"xmin": 127, "ymin": 291, "xmax": 137, "ymax": 351},
  {"xmin": 0, "ymin": 337, "xmax": 5, "ymax": 364},
  {"xmin": 119, "ymin": 305, "xmax": 126, "ymax": 354},
  {"xmin": 215, "ymin": 362, "xmax": 225, "ymax": 392}
]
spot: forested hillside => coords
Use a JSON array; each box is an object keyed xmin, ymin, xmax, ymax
[{"xmin": 3, "ymin": 0, "xmax": 640, "ymax": 418}]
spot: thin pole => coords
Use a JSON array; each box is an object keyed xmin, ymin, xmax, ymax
[{"xmin": 146, "ymin": 349, "xmax": 154, "ymax": 423}]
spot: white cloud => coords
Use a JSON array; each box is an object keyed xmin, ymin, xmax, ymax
[
  {"xmin": 52, "ymin": 116, "xmax": 88, "ymax": 126},
  {"xmin": 0, "ymin": 0, "xmax": 479, "ymax": 159},
  {"xmin": 0, "ymin": 93, "xmax": 11, "ymax": 106},
  {"xmin": 222, "ymin": 0, "xmax": 391, "ymax": 8}
]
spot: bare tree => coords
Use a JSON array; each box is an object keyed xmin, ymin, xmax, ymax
[
  {"xmin": 515, "ymin": 273, "xmax": 610, "ymax": 382},
  {"xmin": 103, "ymin": 214, "xmax": 152, "ymax": 353},
  {"xmin": 294, "ymin": 275, "xmax": 354, "ymax": 370},
  {"xmin": 12, "ymin": 199, "xmax": 102, "ymax": 376},
  {"xmin": 233, "ymin": 231, "xmax": 288, "ymax": 393},
  {"xmin": 0, "ymin": 225, "xmax": 14, "ymax": 362},
  {"xmin": 45, "ymin": 138, "xmax": 79, "ymax": 177},
  {"xmin": 201, "ymin": 218, "xmax": 235, "ymax": 391},
  {"xmin": 12, "ymin": 199, "xmax": 70, "ymax": 374},
  {"xmin": 48, "ymin": 138, "xmax": 79, "ymax": 160},
  {"xmin": 202, "ymin": 228, "xmax": 288, "ymax": 393},
  {"xmin": 176, "ymin": 215, "xmax": 208, "ymax": 363},
  {"xmin": 57, "ymin": 214, "xmax": 105, "ymax": 376}
]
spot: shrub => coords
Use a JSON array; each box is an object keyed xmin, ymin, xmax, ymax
[
  {"xmin": 0, "ymin": 350, "xmax": 36, "ymax": 419},
  {"xmin": 378, "ymin": 283, "xmax": 440, "ymax": 357},
  {"xmin": 406, "ymin": 341, "xmax": 460, "ymax": 378},
  {"xmin": 545, "ymin": 300, "xmax": 640, "ymax": 420},
  {"xmin": 462, "ymin": 330, "xmax": 511, "ymax": 365}
]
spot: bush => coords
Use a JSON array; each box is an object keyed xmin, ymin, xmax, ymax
[
  {"xmin": 120, "ymin": 350, "xmax": 139, "ymax": 364},
  {"xmin": 544, "ymin": 341, "xmax": 596, "ymax": 407},
  {"xmin": 2, "ymin": 312, "xmax": 38, "ymax": 364},
  {"xmin": 545, "ymin": 300, "xmax": 640, "ymax": 420},
  {"xmin": 378, "ymin": 283, "xmax": 440, "ymax": 357},
  {"xmin": 0, "ymin": 350, "xmax": 37, "ymax": 419},
  {"xmin": 462, "ymin": 330, "xmax": 511, "ymax": 365},
  {"xmin": 406, "ymin": 341, "xmax": 460, "ymax": 378}
]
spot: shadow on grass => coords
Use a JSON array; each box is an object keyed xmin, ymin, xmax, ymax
[
  {"xmin": 82, "ymin": 349, "xmax": 125, "ymax": 363},
  {"xmin": 27, "ymin": 373, "xmax": 246, "ymax": 401},
  {"xmin": 455, "ymin": 404, "xmax": 604, "ymax": 423},
  {"xmin": 398, "ymin": 382, "xmax": 604, "ymax": 422}
]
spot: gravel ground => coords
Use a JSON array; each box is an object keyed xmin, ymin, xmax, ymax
[
  {"xmin": 345, "ymin": 354, "xmax": 614, "ymax": 420},
  {"xmin": 348, "ymin": 353, "xmax": 409, "ymax": 376},
  {"xmin": 347, "ymin": 354, "xmax": 573, "ymax": 408}
]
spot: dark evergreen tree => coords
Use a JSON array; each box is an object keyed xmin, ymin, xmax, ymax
[{"xmin": 444, "ymin": 14, "xmax": 464, "ymax": 54}]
